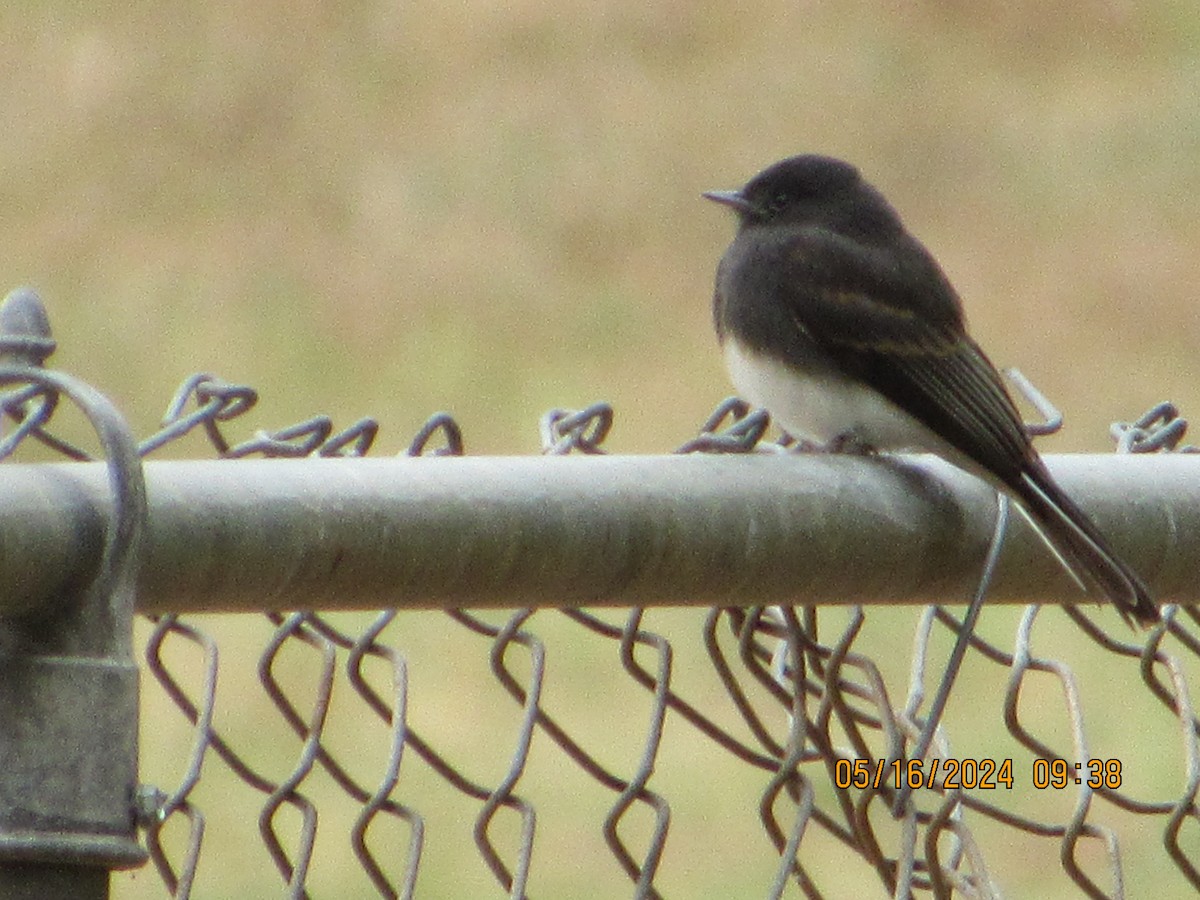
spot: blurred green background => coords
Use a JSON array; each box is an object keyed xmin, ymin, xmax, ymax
[
  {"xmin": 4, "ymin": 1, "xmax": 1197, "ymax": 897},
  {"xmin": 4, "ymin": 1, "xmax": 1196, "ymax": 453}
]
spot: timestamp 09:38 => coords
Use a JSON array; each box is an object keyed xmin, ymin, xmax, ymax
[{"xmin": 833, "ymin": 757, "xmax": 1124, "ymax": 791}]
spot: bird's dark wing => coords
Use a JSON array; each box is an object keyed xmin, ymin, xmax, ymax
[
  {"xmin": 780, "ymin": 228, "xmax": 1158, "ymax": 626},
  {"xmin": 779, "ymin": 229, "xmax": 1036, "ymax": 482}
]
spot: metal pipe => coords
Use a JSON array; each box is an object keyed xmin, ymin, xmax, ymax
[{"xmin": 0, "ymin": 453, "xmax": 1191, "ymax": 615}]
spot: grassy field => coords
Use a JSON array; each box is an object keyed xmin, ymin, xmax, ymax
[{"xmin": 2, "ymin": 2, "xmax": 1197, "ymax": 897}]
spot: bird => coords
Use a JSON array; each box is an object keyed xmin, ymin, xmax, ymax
[{"xmin": 703, "ymin": 154, "xmax": 1157, "ymax": 626}]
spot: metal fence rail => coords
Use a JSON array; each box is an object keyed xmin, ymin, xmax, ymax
[
  {"xmin": 3, "ymin": 453, "xmax": 1194, "ymax": 615},
  {"xmin": 0, "ymin": 288, "xmax": 1197, "ymax": 899}
]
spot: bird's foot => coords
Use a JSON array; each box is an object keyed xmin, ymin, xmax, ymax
[{"xmin": 791, "ymin": 431, "xmax": 878, "ymax": 455}]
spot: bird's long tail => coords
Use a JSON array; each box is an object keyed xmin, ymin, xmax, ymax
[{"xmin": 1012, "ymin": 466, "xmax": 1158, "ymax": 627}]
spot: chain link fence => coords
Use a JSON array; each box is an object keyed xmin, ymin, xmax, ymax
[{"xmin": 0, "ymin": 287, "xmax": 1197, "ymax": 899}]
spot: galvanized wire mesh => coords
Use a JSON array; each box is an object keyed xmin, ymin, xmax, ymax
[{"xmin": 1, "ymin": 299, "xmax": 1198, "ymax": 898}]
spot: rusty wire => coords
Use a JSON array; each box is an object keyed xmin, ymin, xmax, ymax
[{"xmin": 2, "ymin": 354, "xmax": 1198, "ymax": 899}]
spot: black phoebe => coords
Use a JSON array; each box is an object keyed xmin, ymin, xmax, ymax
[{"xmin": 704, "ymin": 154, "xmax": 1157, "ymax": 626}]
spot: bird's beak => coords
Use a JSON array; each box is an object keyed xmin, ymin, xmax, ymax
[{"xmin": 702, "ymin": 189, "xmax": 754, "ymax": 214}]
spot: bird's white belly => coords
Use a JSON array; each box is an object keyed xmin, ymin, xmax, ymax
[{"xmin": 722, "ymin": 339, "xmax": 944, "ymax": 452}]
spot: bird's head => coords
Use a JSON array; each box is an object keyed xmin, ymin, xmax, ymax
[{"xmin": 704, "ymin": 154, "xmax": 901, "ymax": 238}]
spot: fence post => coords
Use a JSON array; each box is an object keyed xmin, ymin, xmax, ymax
[{"xmin": 0, "ymin": 290, "xmax": 148, "ymax": 899}]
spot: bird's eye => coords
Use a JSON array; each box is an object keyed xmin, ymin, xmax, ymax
[{"xmin": 765, "ymin": 192, "xmax": 790, "ymax": 215}]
